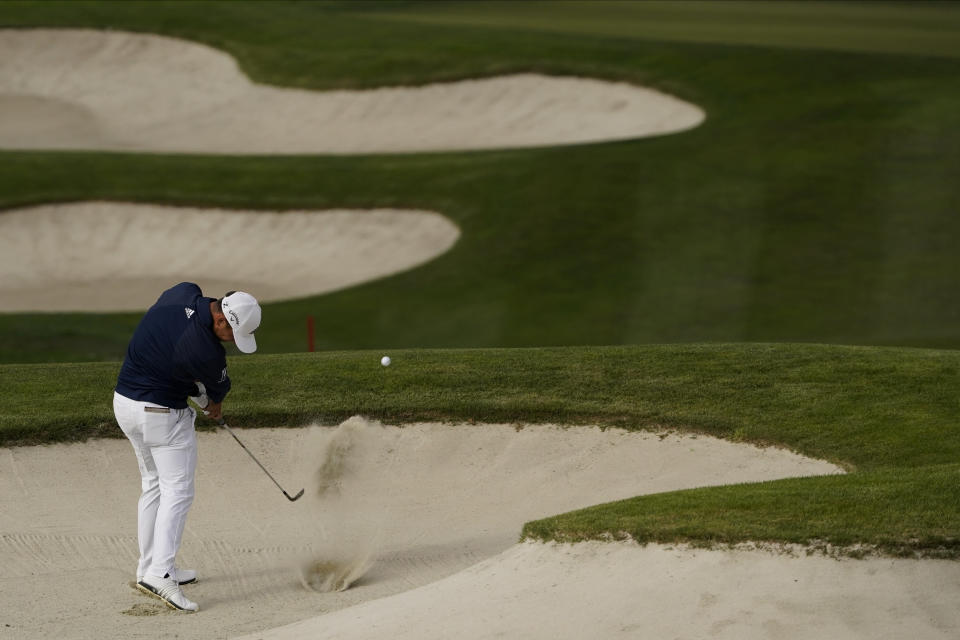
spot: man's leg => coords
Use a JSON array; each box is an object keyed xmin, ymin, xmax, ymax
[
  {"xmin": 113, "ymin": 392, "xmax": 161, "ymax": 579},
  {"xmin": 144, "ymin": 407, "xmax": 197, "ymax": 579},
  {"xmin": 134, "ymin": 448, "xmax": 161, "ymax": 578}
]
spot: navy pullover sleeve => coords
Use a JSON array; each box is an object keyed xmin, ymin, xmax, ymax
[
  {"xmin": 177, "ymin": 338, "xmax": 231, "ymax": 404},
  {"xmin": 116, "ymin": 282, "xmax": 230, "ymax": 409}
]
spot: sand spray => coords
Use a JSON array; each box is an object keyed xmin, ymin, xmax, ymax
[{"xmin": 292, "ymin": 416, "xmax": 395, "ymax": 592}]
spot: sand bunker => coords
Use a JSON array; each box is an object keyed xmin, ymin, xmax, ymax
[
  {"xmin": 0, "ymin": 201, "xmax": 459, "ymax": 312},
  {"xmin": 254, "ymin": 540, "xmax": 960, "ymax": 640},
  {"xmin": 0, "ymin": 417, "xmax": 855, "ymax": 639},
  {"xmin": 0, "ymin": 29, "xmax": 705, "ymax": 154},
  {"xmin": 0, "ymin": 28, "xmax": 704, "ymax": 312}
]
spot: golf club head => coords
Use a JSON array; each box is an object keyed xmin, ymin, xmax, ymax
[{"xmin": 219, "ymin": 417, "xmax": 305, "ymax": 504}]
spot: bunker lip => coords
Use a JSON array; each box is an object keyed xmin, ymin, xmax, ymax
[
  {"xmin": 0, "ymin": 29, "xmax": 705, "ymax": 155},
  {"xmin": 0, "ymin": 418, "xmax": 851, "ymax": 639},
  {"xmin": 0, "ymin": 202, "xmax": 460, "ymax": 312}
]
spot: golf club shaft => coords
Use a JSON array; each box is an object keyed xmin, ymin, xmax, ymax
[{"xmin": 218, "ymin": 418, "xmax": 304, "ymax": 501}]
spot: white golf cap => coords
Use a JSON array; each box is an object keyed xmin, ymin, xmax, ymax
[{"xmin": 221, "ymin": 291, "xmax": 261, "ymax": 353}]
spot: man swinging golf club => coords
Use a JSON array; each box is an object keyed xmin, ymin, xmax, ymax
[{"xmin": 113, "ymin": 282, "xmax": 261, "ymax": 612}]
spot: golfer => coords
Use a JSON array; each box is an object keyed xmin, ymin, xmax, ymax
[{"xmin": 113, "ymin": 282, "xmax": 261, "ymax": 612}]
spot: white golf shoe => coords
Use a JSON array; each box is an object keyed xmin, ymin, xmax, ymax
[
  {"xmin": 172, "ymin": 567, "xmax": 198, "ymax": 585},
  {"xmin": 137, "ymin": 566, "xmax": 197, "ymax": 585},
  {"xmin": 137, "ymin": 573, "xmax": 199, "ymax": 612}
]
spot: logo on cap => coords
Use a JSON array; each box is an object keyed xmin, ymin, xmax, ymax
[{"xmin": 220, "ymin": 291, "xmax": 261, "ymax": 354}]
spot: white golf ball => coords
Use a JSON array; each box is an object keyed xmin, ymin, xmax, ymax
[{"xmin": 381, "ymin": 356, "xmax": 391, "ymax": 367}]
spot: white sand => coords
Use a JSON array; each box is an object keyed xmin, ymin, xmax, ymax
[
  {"xmin": 247, "ymin": 539, "xmax": 960, "ymax": 640},
  {"xmin": 0, "ymin": 201, "xmax": 459, "ymax": 312},
  {"xmin": 0, "ymin": 29, "xmax": 705, "ymax": 155},
  {"xmin": 0, "ymin": 417, "xmax": 870, "ymax": 639}
]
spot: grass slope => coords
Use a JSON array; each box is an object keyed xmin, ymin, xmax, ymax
[
  {"xmin": 1, "ymin": 2, "xmax": 960, "ymax": 361},
  {"xmin": 2, "ymin": 344, "xmax": 959, "ymax": 557},
  {"xmin": 523, "ymin": 463, "xmax": 960, "ymax": 558}
]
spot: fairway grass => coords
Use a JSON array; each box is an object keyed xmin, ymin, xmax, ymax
[
  {"xmin": 3, "ymin": 343, "xmax": 958, "ymax": 557},
  {"xmin": 2, "ymin": 1, "xmax": 960, "ymax": 360},
  {"xmin": 366, "ymin": 0, "xmax": 960, "ymax": 59}
]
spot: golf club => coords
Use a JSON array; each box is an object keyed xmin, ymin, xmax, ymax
[{"xmin": 218, "ymin": 418, "xmax": 304, "ymax": 502}]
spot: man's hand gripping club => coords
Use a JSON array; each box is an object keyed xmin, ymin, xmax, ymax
[{"xmin": 189, "ymin": 382, "xmax": 223, "ymax": 420}]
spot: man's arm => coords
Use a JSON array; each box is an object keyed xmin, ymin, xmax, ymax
[
  {"xmin": 204, "ymin": 400, "xmax": 224, "ymax": 421},
  {"xmin": 188, "ymin": 381, "xmax": 225, "ymax": 420},
  {"xmin": 191, "ymin": 360, "xmax": 231, "ymax": 420}
]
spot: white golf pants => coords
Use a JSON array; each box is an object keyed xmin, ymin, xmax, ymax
[{"xmin": 113, "ymin": 391, "xmax": 197, "ymax": 580}]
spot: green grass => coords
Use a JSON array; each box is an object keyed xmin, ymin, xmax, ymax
[
  {"xmin": 365, "ymin": 0, "xmax": 960, "ymax": 59},
  {"xmin": 3, "ymin": 344, "xmax": 959, "ymax": 557},
  {"xmin": 523, "ymin": 463, "xmax": 960, "ymax": 558},
  {"xmin": 2, "ymin": 1, "xmax": 960, "ymax": 361}
]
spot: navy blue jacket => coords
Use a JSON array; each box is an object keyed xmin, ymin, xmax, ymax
[{"xmin": 115, "ymin": 282, "xmax": 231, "ymax": 409}]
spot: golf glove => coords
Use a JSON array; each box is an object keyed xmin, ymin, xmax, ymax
[{"xmin": 189, "ymin": 381, "xmax": 209, "ymax": 410}]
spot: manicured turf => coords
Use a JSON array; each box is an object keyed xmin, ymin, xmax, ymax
[
  {"xmin": 2, "ymin": 1, "xmax": 960, "ymax": 361},
  {"xmin": 2, "ymin": 343, "xmax": 958, "ymax": 556},
  {"xmin": 522, "ymin": 462, "xmax": 960, "ymax": 558},
  {"xmin": 367, "ymin": 0, "xmax": 960, "ymax": 59}
]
